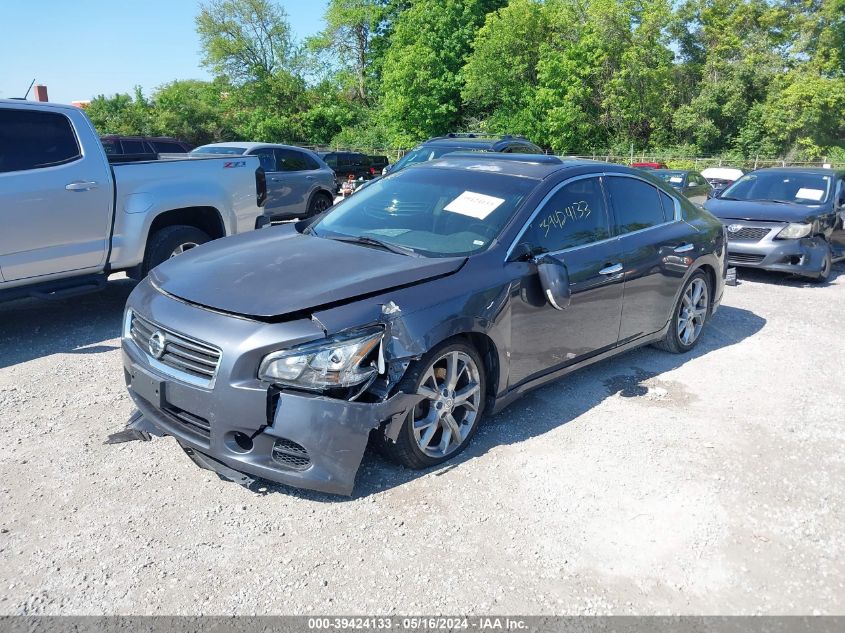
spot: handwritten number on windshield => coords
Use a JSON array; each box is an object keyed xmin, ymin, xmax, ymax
[{"xmin": 539, "ymin": 201, "xmax": 591, "ymax": 237}]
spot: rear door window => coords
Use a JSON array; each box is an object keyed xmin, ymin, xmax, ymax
[
  {"xmin": 606, "ymin": 176, "xmax": 667, "ymax": 235},
  {"xmin": 0, "ymin": 108, "xmax": 81, "ymax": 173},
  {"xmin": 251, "ymin": 148, "xmax": 277, "ymax": 172},
  {"xmin": 120, "ymin": 139, "xmax": 145, "ymax": 154}
]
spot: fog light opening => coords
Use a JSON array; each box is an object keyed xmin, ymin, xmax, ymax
[{"xmin": 226, "ymin": 432, "xmax": 254, "ymax": 454}]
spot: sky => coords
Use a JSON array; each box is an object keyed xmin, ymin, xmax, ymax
[{"xmin": 0, "ymin": 0, "xmax": 329, "ymax": 104}]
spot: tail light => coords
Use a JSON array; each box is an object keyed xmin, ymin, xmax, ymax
[
  {"xmin": 255, "ymin": 167, "xmax": 267, "ymax": 207},
  {"xmin": 369, "ymin": 167, "xmax": 376, "ymax": 176}
]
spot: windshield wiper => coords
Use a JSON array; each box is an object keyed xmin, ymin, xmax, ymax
[
  {"xmin": 756, "ymin": 199, "xmax": 790, "ymax": 204},
  {"xmin": 331, "ymin": 235, "xmax": 419, "ymax": 257}
]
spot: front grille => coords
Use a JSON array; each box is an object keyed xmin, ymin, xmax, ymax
[
  {"xmin": 271, "ymin": 438, "xmax": 311, "ymax": 471},
  {"xmin": 162, "ymin": 404, "xmax": 211, "ymax": 441},
  {"xmin": 729, "ymin": 252, "xmax": 765, "ymax": 264},
  {"xmin": 130, "ymin": 312, "xmax": 221, "ymax": 385},
  {"xmin": 727, "ymin": 226, "xmax": 771, "ymax": 241}
]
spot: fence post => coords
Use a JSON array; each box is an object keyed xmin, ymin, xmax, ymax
[{"xmin": 754, "ymin": 154, "xmax": 759, "ymax": 170}]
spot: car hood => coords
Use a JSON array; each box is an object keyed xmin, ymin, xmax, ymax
[
  {"xmin": 150, "ymin": 225, "xmax": 465, "ymax": 319},
  {"xmin": 704, "ymin": 198, "xmax": 824, "ymax": 223}
]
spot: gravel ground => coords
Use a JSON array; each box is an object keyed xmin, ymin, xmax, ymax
[{"xmin": 0, "ymin": 266, "xmax": 843, "ymax": 615}]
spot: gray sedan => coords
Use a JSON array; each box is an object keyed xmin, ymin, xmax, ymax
[{"xmin": 191, "ymin": 143, "xmax": 336, "ymax": 221}]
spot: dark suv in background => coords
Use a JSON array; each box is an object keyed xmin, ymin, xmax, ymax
[
  {"xmin": 101, "ymin": 135, "xmax": 193, "ymax": 163},
  {"xmin": 384, "ymin": 133, "xmax": 543, "ymax": 176},
  {"xmin": 318, "ymin": 151, "xmax": 376, "ymax": 189}
]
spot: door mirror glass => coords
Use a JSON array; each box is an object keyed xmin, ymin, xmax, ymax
[
  {"xmin": 383, "ymin": 164, "xmax": 393, "ymax": 174},
  {"xmin": 536, "ymin": 255, "xmax": 571, "ymax": 310}
]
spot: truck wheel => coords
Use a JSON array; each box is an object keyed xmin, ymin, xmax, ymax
[
  {"xmin": 306, "ymin": 192, "xmax": 333, "ymax": 217},
  {"xmin": 141, "ymin": 225, "xmax": 210, "ymax": 277},
  {"xmin": 381, "ymin": 340, "xmax": 486, "ymax": 470}
]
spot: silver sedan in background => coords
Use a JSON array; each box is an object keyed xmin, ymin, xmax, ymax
[{"xmin": 191, "ymin": 143, "xmax": 337, "ymax": 222}]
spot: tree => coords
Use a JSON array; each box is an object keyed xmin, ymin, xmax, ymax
[
  {"xmin": 461, "ymin": 0, "xmax": 548, "ymax": 135},
  {"xmin": 308, "ymin": 0, "xmax": 384, "ymax": 101},
  {"xmin": 196, "ymin": 0, "xmax": 296, "ymax": 83},
  {"xmin": 151, "ymin": 80, "xmax": 233, "ymax": 146},
  {"xmin": 86, "ymin": 87, "xmax": 153, "ymax": 136},
  {"xmin": 379, "ymin": 0, "xmax": 506, "ymax": 145}
]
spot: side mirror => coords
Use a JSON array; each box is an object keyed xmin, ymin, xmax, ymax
[
  {"xmin": 535, "ymin": 255, "xmax": 571, "ymax": 310},
  {"xmin": 383, "ymin": 165, "xmax": 392, "ymax": 175}
]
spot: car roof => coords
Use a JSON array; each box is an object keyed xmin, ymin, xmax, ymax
[
  {"xmin": 419, "ymin": 153, "xmax": 627, "ymax": 180},
  {"xmin": 194, "ymin": 142, "xmax": 310, "ymax": 152},
  {"xmin": 749, "ymin": 167, "xmax": 844, "ymax": 177},
  {"xmin": 420, "ymin": 134, "xmax": 537, "ymax": 149}
]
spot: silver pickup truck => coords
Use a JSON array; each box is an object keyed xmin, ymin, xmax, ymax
[{"xmin": 0, "ymin": 99, "xmax": 267, "ymax": 301}]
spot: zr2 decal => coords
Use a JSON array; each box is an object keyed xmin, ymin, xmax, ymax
[{"xmin": 223, "ymin": 161, "xmax": 247, "ymax": 168}]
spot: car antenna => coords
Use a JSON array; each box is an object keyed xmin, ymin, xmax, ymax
[{"xmin": 22, "ymin": 78, "xmax": 36, "ymax": 100}]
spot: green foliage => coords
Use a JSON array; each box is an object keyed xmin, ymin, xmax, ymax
[
  {"xmin": 84, "ymin": 0, "xmax": 844, "ymax": 162},
  {"xmin": 196, "ymin": 0, "xmax": 296, "ymax": 83},
  {"xmin": 379, "ymin": 0, "xmax": 506, "ymax": 145}
]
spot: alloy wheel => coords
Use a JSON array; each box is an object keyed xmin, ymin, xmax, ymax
[
  {"xmin": 412, "ymin": 350, "xmax": 482, "ymax": 459},
  {"xmin": 677, "ymin": 278, "xmax": 709, "ymax": 346}
]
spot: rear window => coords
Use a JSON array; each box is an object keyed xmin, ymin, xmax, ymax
[
  {"xmin": 151, "ymin": 141, "xmax": 187, "ymax": 153},
  {"xmin": 0, "ymin": 108, "xmax": 81, "ymax": 173}
]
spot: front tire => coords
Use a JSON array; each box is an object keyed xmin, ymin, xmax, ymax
[
  {"xmin": 808, "ymin": 242, "xmax": 833, "ymax": 283},
  {"xmin": 141, "ymin": 225, "xmax": 210, "ymax": 277},
  {"xmin": 654, "ymin": 271, "xmax": 710, "ymax": 354},
  {"xmin": 382, "ymin": 340, "xmax": 486, "ymax": 469}
]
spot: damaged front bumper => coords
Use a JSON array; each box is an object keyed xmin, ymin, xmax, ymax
[
  {"xmin": 119, "ymin": 280, "xmax": 421, "ymax": 496},
  {"xmin": 727, "ymin": 229, "xmax": 830, "ymax": 278}
]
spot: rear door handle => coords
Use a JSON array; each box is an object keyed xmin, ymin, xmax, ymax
[
  {"xmin": 599, "ymin": 263, "xmax": 623, "ymax": 275},
  {"xmin": 65, "ymin": 181, "xmax": 98, "ymax": 192},
  {"xmin": 674, "ymin": 243, "xmax": 695, "ymax": 253}
]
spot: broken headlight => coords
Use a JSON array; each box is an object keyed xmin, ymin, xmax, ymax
[
  {"xmin": 776, "ymin": 223, "xmax": 812, "ymax": 239},
  {"xmin": 258, "ymin": 328, "xmax": 382, "ymax": 391}
]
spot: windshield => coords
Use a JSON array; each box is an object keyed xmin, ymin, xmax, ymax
[
  {"xmin": 655, "ymin": 172, "xmax": 686, "ymax": 188},
  {"xmin": 392, "ymin": 145, "xmax": 482, "ymax": 172},
  {"xmin": 721, "ymin": 171, "xmax": 832, "ymax": 205},
  {"xmin": 190, "ymin": 146, "xmax": 246, "ymax": 155},
  {"xmin": 312, "ymin": 167, "xmax": 537, "ymax": 257}
]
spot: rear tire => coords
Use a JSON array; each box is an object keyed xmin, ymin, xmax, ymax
[
  {"xmin": 381, "ymin": 340, "xmax": 486, "ymax": 470},
  {"xmin": 141, "ymin": 225, "xmax": 210, "ymax": 277},
  {"xmin": 654, "ymin": 271, "xmax": 710, "ymax": 354},
  {"xmin": 306, "ymin": 191, "xmax": 333, "ymax": 217}
]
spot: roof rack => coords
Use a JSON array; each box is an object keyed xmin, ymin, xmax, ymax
[
  {"xmin": 440, "ymin": 152, "xmax": 563, "ymax": 165},
  {"xmin": 436, "ymin": 133, "xmax": 529, "ymax": 141}
]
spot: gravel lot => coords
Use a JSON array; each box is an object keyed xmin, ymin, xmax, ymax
[{"xmin": 1, "ymin": 266, "xmax": 843, "ymax": 615}]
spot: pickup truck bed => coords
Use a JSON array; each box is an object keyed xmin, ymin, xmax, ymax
[{"xmin": 0, "ymin": 100, "xmax": 267, "ymax": 300}]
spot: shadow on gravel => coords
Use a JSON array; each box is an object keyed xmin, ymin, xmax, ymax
[
  {"xmin": 258, "ymin": 304, "xmax": 767, "ymax": 502},
  {"xmin": 0, "ymin": 277, "xmax": 136, "ymax": 369},
  {"xmin": 734, "ymin": 260, "xmax": 845, "ymax": 288}
]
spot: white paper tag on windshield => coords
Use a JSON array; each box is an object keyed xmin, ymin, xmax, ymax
[
  {"xmin": 669, "ymin": 176, "xmax": 683, "ymax": 184},
  {"xmin": 796, "ymin": 188, "xmax": 824, "ymax": 201},
  {"xmin": 444, "ymin": 191, "xmax": 505, "ymax": 219}
]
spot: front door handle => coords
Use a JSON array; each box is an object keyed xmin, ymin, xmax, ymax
[
  {"xmin": 65, "ymin": 181, "xmax": 98, "ymax": 192},
  {"xmin": 674, "ymin": 243, "xmax": 695, "ymax": 253},
  {"xmin": 599, "ymin": 263, "xmax": 623, "ymax": 275}
]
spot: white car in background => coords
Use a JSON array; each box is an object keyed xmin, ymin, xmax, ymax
[{"xmin": 702, "ymin": 167, "xmax": 745, "ymax": 197}]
